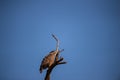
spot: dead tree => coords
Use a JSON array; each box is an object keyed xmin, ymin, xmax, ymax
[{"xmin": 39, "ymin": 34, "xmax": 66, "ymax": 80}]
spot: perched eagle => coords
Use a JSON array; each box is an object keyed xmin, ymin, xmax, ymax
[{"xmin": 39, "ymin": 34, "xmax": 59, "ymax": 73}]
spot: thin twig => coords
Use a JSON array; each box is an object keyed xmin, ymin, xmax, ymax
[{"xmin": 52, "ymin": 34, "xmax": 59, "ymax": 51}]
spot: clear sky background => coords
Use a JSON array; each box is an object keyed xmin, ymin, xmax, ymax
[{"xmin": 0, "ymin": 0, "xmax": 120, "ymax": 80}]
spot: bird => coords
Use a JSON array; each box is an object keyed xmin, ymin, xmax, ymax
[{"xmin": 40, "ymin": 34, "xmax": 59, "ymax": 73}]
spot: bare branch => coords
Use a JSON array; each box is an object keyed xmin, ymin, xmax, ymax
[
  {"xmin": 57, "ymin": 57, "xmax": 64, "ymax": 62},
  {"xmin": 58, "ymin": 62, "xmax": 67, "ymax": 65},
  {"xmin": 52, "ymin": 34, "xmax": 59, "ymax": 51}
]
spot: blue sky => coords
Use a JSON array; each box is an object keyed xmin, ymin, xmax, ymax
[{"xmin": 0, "ymin": 0, "xmax": 120, "ymax": 80}]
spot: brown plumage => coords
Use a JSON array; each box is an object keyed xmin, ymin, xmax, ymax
[{"xmin": 40, "ymin": 34, "xmax": 59, "ymax": 73}]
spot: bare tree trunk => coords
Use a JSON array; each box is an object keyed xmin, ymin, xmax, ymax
[
  {"xmin": 45, "ymin": 74, "xmax": 50, "ymax": 80},
  {"xmin": 44, "ymin": 50, "xmax": 66, "ymax": 80},
  {"xmin": 45, "ymin": 65, "xmax": 53, "ymax": 80}
]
